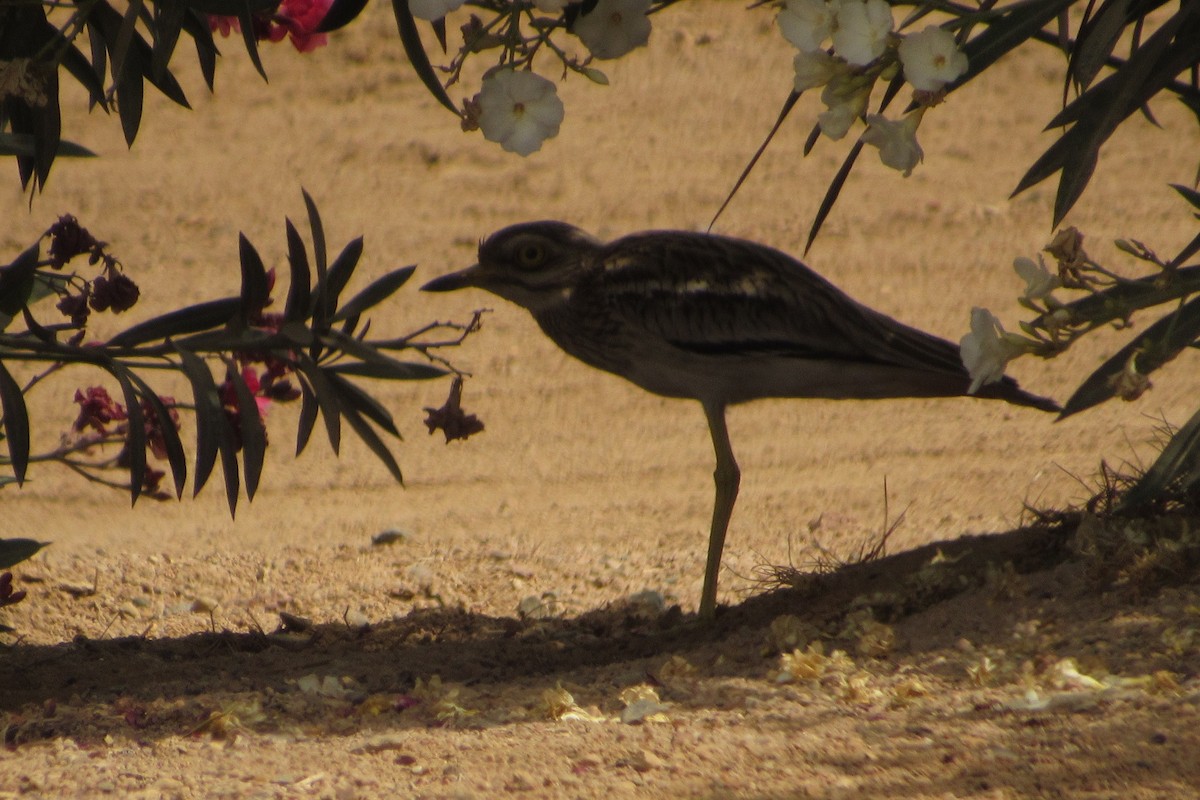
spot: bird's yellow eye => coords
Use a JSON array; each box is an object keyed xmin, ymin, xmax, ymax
[{"xmin": 515, "ymin": 242, "xmax": 545, "ymax": 268}]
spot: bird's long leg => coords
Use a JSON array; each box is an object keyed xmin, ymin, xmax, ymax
[{"xmin": 700, "ymin": 400, "xmax": 740, "ymax": 620}]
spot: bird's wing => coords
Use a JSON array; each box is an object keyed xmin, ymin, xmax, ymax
[{"xmin": 582, "ymin": 231, "xmax": 968, "ymax": 376}]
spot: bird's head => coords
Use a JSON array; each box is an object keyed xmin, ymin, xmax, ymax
[{"xmin": 421, "ymin": 221, "xmax": 603, "ymax": 312}]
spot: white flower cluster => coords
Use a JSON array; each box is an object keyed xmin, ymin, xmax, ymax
[
  {"xmin": 419, "ymin": 0, "xmax": 653, "ymax": 156},
  {"xmin": 777, "ymin": 0, "xmax": 968, "ymax": 176}
]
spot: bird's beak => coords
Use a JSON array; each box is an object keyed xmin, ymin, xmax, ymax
[{"xmin": 421, "ymin": 264, "xmax": 483, "ymax": 293}]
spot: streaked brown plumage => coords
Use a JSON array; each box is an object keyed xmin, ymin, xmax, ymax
[{"xmin": 423, "ymin": 221, "xmax": 1057, "ymax": 618}]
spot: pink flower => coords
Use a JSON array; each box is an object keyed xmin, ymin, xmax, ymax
[
  {"xmin": 278, "ymin": 0, "xmax": 332, "ymax": 52},
  {"xmin": 207, "ymin": 0, "xmax": 331, "ymax": 53}
]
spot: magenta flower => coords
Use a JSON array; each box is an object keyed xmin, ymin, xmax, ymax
[{"xmin": 208, "ymin": 0, "xmax": 331, "ymax": 53}]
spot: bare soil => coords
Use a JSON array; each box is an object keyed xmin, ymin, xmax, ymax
[{"xmin": 2, "ymin": 3, "xmax": 1200, "ymax": 797}]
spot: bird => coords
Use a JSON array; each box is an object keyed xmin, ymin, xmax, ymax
[{"xmin": 421, "ymin": 221, "xmax": 1058, "ymax": 619}]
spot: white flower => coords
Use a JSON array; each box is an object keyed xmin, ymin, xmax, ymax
[
  {"xmin": 818, "ymin": 75, "xmax": 870, "ymax": 139},
  {"xmin": 573, "ymin": 0, "xmax": 651, "ymax": 60},
  {"xmin": 898, "ymin": 25, "xmax": 968, "ymax": 91},
  {"xmin": 477, "ymin": 70, "xmax": 565, "ymax": 156},
  {"xmin": 408, "ymin": 0, "xmax": 464, "ymax": 20},
  {"xmin": 1013, "ymin": 255, "xmax": 1060, "ymax": 301},
  {"xmin": 533, "ymin": 0, "xmax": 570, "ymax": 11},
  {"xmin": 959, "ymin": 308, "xmax": 1027, "ymax": 394},
  {"xmin": 777, "ymin": 0, "xmax": 837, "ymax": 53},
  {"xmin": 861, "ymin": 110, "xmax": 923, "ymax": 176},
  {"xmin": 830, "ymin": 0, "xmax": 893, "ymax": 66},
  {"xmin": 792, "ymin": 49, "xmax": 841, "ymax": 92}
]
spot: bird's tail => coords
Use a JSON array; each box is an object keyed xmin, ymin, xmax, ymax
[{"xmin": 974, "ymin": 376, "xmax": 1060, "ymax": 414}]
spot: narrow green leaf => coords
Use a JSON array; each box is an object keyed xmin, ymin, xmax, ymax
[
  {"xmin": 126, "ymin": 373, "xmax": 187, "ymax": 499},
  {"xmin": 238, "ymin": 233, "xmax": 270, "ymax": 319},
  {"xmin": 327, "ymin": 373, "xmax": 399, "ymax": 436},
  {"xmin": 1031, "ymin": 264, "xmax": 1200, "ymax": 333},
  {"xmin": 1069, "ymin": 0, "xmax": 1133, "ymax": 91},
  {"xmin": 392, "ymin": 0, "xmax": 458, "ymax": 114},
  {"xmin": 108, "ymin": 297, "xmax": 240, "ymax": 347},
  {"xmin": 342, "ymin": 405, "xmax": 404, "ymax": 484},
  {"xmin": 711, "ymin": 88, "xmax": 800, "ymax": 232},
  {"xmin": 317, "ymin": 0, "xmax": 370, "ymax": 31},
  {"xmin": 330, "ymin": 265, "xmax": 414, "ymax": 322},
  {"xmin": 293, "ymin": 355, "xmax": 341, "ymax": 453},
  {"xmin": 151, "ymin": 0, "xmax": 187, "ymax": 83},
  {"xmin": 0, "ymin": 538, "xmax": 47, "ymax": 569},
  {"xmin": 1167, "ymin": 228, "xmax": 1200, "ymax": 271},
  {"xmin": 112, "ymin": 0, "xmax": 146, "ymax": 88},
  {"xmin": 296, "ymin": 384, "xmax": 319, "ymax": 457},
  {"xmin": 284, "ymin": 218, "xmax": 312, "ymax": 323},
  {"xmin": 327, "ymin": 360, "xmax": 446, "ymax": 381},
  {"xmin": 174, "ymin": 347, "xmax": 223, "ymax": 501},
  {"xmin": 0, "ymin": 245, "xmax": 40, "ymax": 333},
  {"xmin": 806, "ymin": 140, "xmax": 865, "ymax": 255},
  {"xmin": 181, "ymin": 9, "xmax": 219, "ymax": 91},
  {"xmin": 313, "ymin": 237, "xmax": 364, "ymax": 322},
  {"xmin": 62, "ymin": 41, "xmax": 107, "ymax": 107},
  {"xmin": 0, "ymin": 134, "xmax": 96, "ymax": 160},
  {"xmin": 956, "ymin": 0, "xmax": 1076, "ymax": 92},
  {"xmin": 107, "ymin": 364, "xmax": 146, "ymax": 505},
  {"xmin": 1116, "ymin": 404, "xmax": 1200, "ymax": 513},
  {"xmin": 227, "ymin": 365, "xmax": 266, "ymax": 500},
  {"xmin": 0, "ymin": 363, "xmax": 30, "ymax": 485},
  {"xmin": 115, "ymin": 65, "xmax": 145, "ymax": 146},
  {"xmin": 1171, "ymin": 183, "xmax": 1200, "ymax": 214},
  {"xmin": 237, "ymin": 7, "xmax": 269, "ymax": 81},
  {"xmin": 302, "ymin": 189, "xmax": 328, "ymax": 280},
  {"xmin": 1060, "ymin": 294, "xmax": 1200, "ymax": 419}
]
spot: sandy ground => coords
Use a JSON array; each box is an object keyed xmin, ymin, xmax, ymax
[{"xmin": 2, "ymin": 2, "xmax": 1200, "ymax": 797}]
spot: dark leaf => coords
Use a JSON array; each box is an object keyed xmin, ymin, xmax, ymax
[
  {"xmin": 238, "ymin": 7, "xmax": 269, "ymax": 81},
  {"xmin": 327, "ymin": 372, "xmax": 399, "ymax": 436},
  {"xmin": 806, "ymin": 140, "xmax": 865, "ymax": 255},
  {"xmin": 126, "ymin": 373, "xmax": 187, "ymax": 499},
  {"xmin": 1167, "ymin": 228, "xmax": 1200, "ymax": 271},
  {"xmin": 115, "ymin": 62, "xmax": 146, "ymax": 146},
  {"xmin": 238, "ymin": 233, "xmax": 270, "ymax": 320},
  {"xmin": 151, "ymin": 0, "xmax": 188, "ymax": 83},
  {"xmin": 107, "ymin": 364, "xmax": 146, "ymax": 504},
  {"xmin": 0, "ymin": 133, "xmax": 95, "ymax": 160},
  {"xmin": 341, "ymin": 405, "xmax": 404, "ymax": 484},
  {"xmin": 181, "ymin": 10, "xmax": 220, "ymax": 91},
  {"xmin": 1117, "ymin": 404, "xmax": 1200, "ymax": 512},
  {"xmin": 62, "ymin": 41, "xmax": 107, "ymax": 108},
  {"xmin": 1060, "ymin": 294, "xmax": 1200, "ymax": 419},
  {"xmin": 0, "ymin": 362, "xmax": 30, "ymax": 485},
  {"xmin": 302, "ymin": 189, "xmax": 328, "ymax": 281},
  {"xmin": 1171, "ymin": 182, "xmax": 1200, "ymax": 213},
  {"xmin": 710, "ymin": 88, "xmax": 800, "ymax": 232},
  {"xmin": 317, "ymin": 0, "xmax": 371, "ymax": 32},
  {"xmin": 108, "ymin": 297, "xmax": 240, "ymax": 347},
  {"xmin": 296, "ymin": 383, "xmax": 319, "ymax": 456},
  {"xmin": 227, "ymin": 364, "xmax": 266, "ymax": 500},
  {"xmin": 1070, "ymin": 0, "xmax": 1133, "ymax": 91},
  {"xmin": 433, "ymin": 16, "xmax": 447, "ymax": 53},
  {"xmin": 313, "ymin": 236, "xmax": 364, "ymax": 322},
  {"xmin": 293, "ymin": 355, "xmax": 341, "ymax": 453},
  {"xmin": 0, "ymin": 538, "xmax": 47, "ymax": 569},
  {"xmin": 113, "ymin": 0, "xmax": 147, "ymax": 86},
  {"xmin": 327, "ymin": 360, "xmax": 446, "ymax": 381},
  {"xmin": 285, "ymin": 218, "xmax": 312, "ymax": 322},
  {"xmin": 392, "ymin": 0, "xmax": 457, "ymax": 114},
  {"xmin": 174, "ymin": 347, "xmax": 224, "ymax": 503},
  {"xmin": 956, "ymin": 0, "xmax": 1076, "ymax": 92},
  {"xmin": 0, "ymin": 243, "xmax": 39, "ymax": 323},
  {"xmin": 331, "ymin": 265, "xmax": 414, "ymax": 322}
]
